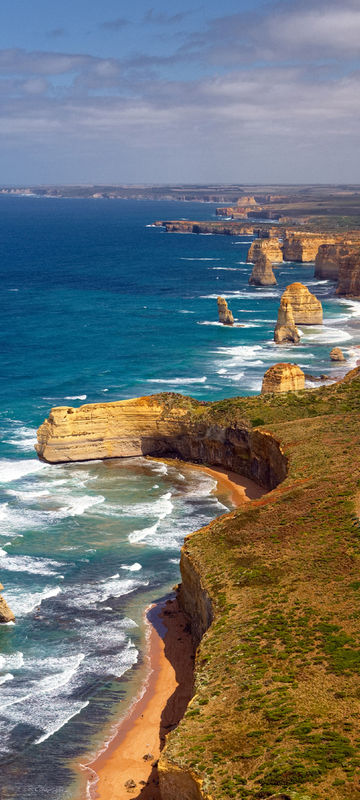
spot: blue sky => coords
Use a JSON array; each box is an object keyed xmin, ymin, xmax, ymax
[{"xmin": 0, "ymin": 0, "xmax": 359, "ymax": 184}]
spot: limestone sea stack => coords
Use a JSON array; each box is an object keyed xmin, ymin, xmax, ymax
[
  {"xmin": 274, "ymin": 298, "xmax": 300, "ymax": 344},
  {"xmin": 249, "ymin": 254, "xmax": 277, "ymax": 286},
  {"xmin": 0, "ymin": 584, "xmax": 15, "ymax": 623},
  {"xmin": 247, "ymin": 238, "xmax": 283, "ymax": 265},
  {"xmin": 217, "ymin": 296, "xmax": 234, "ymax": 325},
  {"xmin": 330, "ymin": 347, "xmax": 346, "ymax": 362},
  {"xmin": 281, "ymin": 283, "xmax": 323, "ymax": 325},
  {"xmin": 261, "ymin": 363, "xmax": 305, "ymax": 394}
]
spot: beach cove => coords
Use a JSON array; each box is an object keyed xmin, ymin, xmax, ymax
[{"xmin": 0, "ymin": 197, "xmax": 359, "ymax": 799}]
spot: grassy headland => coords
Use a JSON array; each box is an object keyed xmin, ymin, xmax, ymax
[{"xmin": 160, "ymin": 369, "xmax": 360, "ymax": 800}]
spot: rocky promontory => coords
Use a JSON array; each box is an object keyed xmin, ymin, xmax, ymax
[
  {"xmin": 281, "ymin": 282, "xmax": 323, "ymax": 325},
  {"xmin": 217, "ymin": 296, "xmax": 234, "ymax": 325},
  {"xmin": 0, "ymin": 584, "xmax": 15, "ymax": 623},
  {"xmin": 261, "ymin": 363, "xmax": 305, "ymax": 394},
  {"xmin": 283, "ymin": 232, "xmax": 335, "ymax": 262},
  {"xmin": 274, "ymin": 297, "xmax": 301, "ymax": 343}
]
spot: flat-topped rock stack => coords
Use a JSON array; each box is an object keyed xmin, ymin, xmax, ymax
[
  {"xmin": 217, "ymin": 296, "xmax": 234, "ymax": 325},
  {"xmin": 281, "ymin": 282, "xmax": 323, "ymax": 324},
  {"xmin": 274, "ymin": 298, "xmax": 300, "ymax": 344},
  {"xmin": 247, "ymin": 238, "xmax": 283, "ymax": 265},
  {"xmin": 261, "ymin": 363, "xmax": 305, "ymax": 394},
  {"xmin": 0, "ymin": 584, "xmax": 15, "ymax": 623}
]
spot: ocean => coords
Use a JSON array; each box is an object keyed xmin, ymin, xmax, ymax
[{"xmin": 0, "ymin": 197, "xmax": 359, "ymax": 799}]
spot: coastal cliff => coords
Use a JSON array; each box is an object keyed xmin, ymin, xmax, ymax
[
  {"xmin": 36, "ymin": 395, "xmax": 287, "ymax": 491},
  {"xmin": 336, "ymin": 248, "xmax": 360, "ymax": 297},
  {"xmin": 283, "ymin": 232, "xmax": 334, "ymax": 262},
  {"xmin": 35, "ymin": 372, "xmax": 360, "ymax": 799},
  {"xmin": 158, "ymin": 368, "xmax": 360, "ymax": 800}
]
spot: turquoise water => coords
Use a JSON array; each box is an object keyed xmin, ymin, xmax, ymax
[{"xmin": 0, "ymin": 198, "xmax": 359, "ymax": 799}]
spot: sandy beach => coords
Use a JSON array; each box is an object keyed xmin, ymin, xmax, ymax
[{"xmin": 79, "ymin": 465, "xmax": 264, "ymax": 800}]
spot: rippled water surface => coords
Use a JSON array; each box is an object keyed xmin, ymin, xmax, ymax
[{"xmin": 0, "ymin": 197, "xmax": 359, "ymax": 798}]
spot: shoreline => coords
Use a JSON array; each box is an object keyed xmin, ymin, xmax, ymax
[
  {"xmin": 76, "ymin": 464, "xmax": 265, "ymax": 800},
  {"xmin": 80, "ymin": 596, "xmax": 194, "ymax": 800}
]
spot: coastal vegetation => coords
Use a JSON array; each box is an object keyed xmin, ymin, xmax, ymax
[{"xmin": 157, "ymin": 369, "xmax": 360, "ymax": 799}]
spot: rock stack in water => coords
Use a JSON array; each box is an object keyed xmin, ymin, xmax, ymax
[
  {"xmin": 330, "ymin": 347, "xmax": 346, "ymax": 362},
  {"xmin": 281, "ymin": 283, "xmax": 323, "ymax": 325},
  {"xmin": 0, "ymin": 584, "xmax": 15, "ymax": 623},
  {"xmin": 217, "ymin": 296, "xmax": 234, "ymax": 325},
  {"xmin": 247, "ymin": 238, "xmax": 283, "ymax": 265},
  {"xmin": 249, "ymin": 253, "xmax": 277, "ymax": 286},
  {"xmin": 274, "ymin": 298, "xmax": 300, "ymax": 344},
  {"xmin": 262, "ymin": 363, "xmax": 305, "ymax": 394}
]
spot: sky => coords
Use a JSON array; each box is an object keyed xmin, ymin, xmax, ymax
[{"xmin": 0, "ymin": 0, "xmax": 359, "ymax": 184}]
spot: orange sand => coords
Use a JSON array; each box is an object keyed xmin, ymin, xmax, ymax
[
  {"xmin": 78, "ymin": 464, "xmax": 265, "ymax": 799},
  {"xmin": 82, "ymin": 598, "xmax": 193, "ymax": 800}
]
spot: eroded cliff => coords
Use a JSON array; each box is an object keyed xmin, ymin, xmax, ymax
[
  {"xmin": 283, "ymin": 232, "xmax": 335, "ymax": 262},
  {"xmin": 247, "ymin": 238, "xmax": 283, "ymax": 265},
  {"xmin": 159, "ymin": 369, "xmax": 360, "ymax": 800},
  {"xmin": 281, "ymin": 282, "xmax": 323, "ymax": 325},
  {"xmin": 0, "ymin": 584, "xmax": 15, "ymax": 623},
  {"xmin": 36, "ymin": 395, "xmax": 287, "ymax": 491}
]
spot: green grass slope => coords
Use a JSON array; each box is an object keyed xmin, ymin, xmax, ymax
[{"xmin": 163, "ymin": 368, "xmax": 360, "ymax": 799}]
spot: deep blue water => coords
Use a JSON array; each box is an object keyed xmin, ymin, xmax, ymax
[{"xmin": 0, "ymin": 197, "xmax": 359, "ymax": 800}]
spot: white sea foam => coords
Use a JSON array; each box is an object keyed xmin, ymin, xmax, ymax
[
  {"xmin": 209, "ymin": 266, "xmax": 242, "ymax": 271},
  {"xmin": 5, "ymin": 586, "xmax": 62, "ymax": 616},
  {"xmin": 301, "ymin": 326, "xmax": 353, "ymax": 344},
  {"xmin": 121, "ymin": 563, "xmax": 142, "ymax": 571},
  {"xmin": 178, "ymin": 309, "xmax": 195, "ymax": 314},
  {"xmin": 180, "ymin": 257, "xmax": 221, "ymax": 261},
  {"xmin": 0, "ymin": 673, "xmax": 14, "ymax": 685},
  {"xmin": 200, "ymin": 290, "xmax": 279, "ymax": 300},
  {"xmin": 64, "ymin": 395, "xmax": 87, "ymax": 400},
  {"xmin": 0, "ymin": 652, "xmax": 24, "ymax": 671},
  {"xmin": 147, "ymin": 376, "xmax": 207, "ymax": 384},
  {"xmin": 0, "ymin": 549, "xmax": 63, "ymax": 576},
  {"xmin": 35, "ymin": 701, "xmax": 90, "ymax": 744},
  {"xmin": 56, "ymin": 494, "xmax": 105, "ymax": 517},
  {"xmin": 4, "ymin": 425, "xmax": 37, "ymax": 452},
  {"xmin": 0, "ymin": 459, "xmax": 45, "ymax": 483}
]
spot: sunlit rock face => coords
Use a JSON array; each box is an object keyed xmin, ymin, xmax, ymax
[
  {"xmin": 274, "ymin": 298, "xmax": 301, "ymax": 344},
  {"xmin": 281, "ymin": 282, "xmax": 323, "ymax": 325},
  {"xmin": 261, "ymin": 363, "xmax": 305, "ymax": 394}
]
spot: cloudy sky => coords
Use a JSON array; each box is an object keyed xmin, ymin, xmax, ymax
[{"xmin": 0, "ymin": 0, "xmax": 359, "ymax": 184}]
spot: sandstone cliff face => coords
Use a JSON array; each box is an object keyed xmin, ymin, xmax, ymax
[
  {"xmin": 336, "ymin": 249, "xmax": 360, "ymax": 298},
  {"xmin": 281, "ymin": 282, "xmax": 323, "ymax": 325},
  {"xmin": 274, "ymin": 298, "xmax": 301, "ymax": 344},
  {"xmin": 217, "ymin": 296, "xmax": 234, "ymax": 325},
  {"xmin": 261, "ymin": 363, "xmax": 305, "ymax": 394},
  {"xmin": 283, "ymin": 232, "xmax": 335, "ymax": 262},
  {"xmin": 315, "ymin": 244, "xmax": 343, "ymax": 280},
  {"xmin": 36, "ymin": 397, "xmax": 287, "ymax": 491},
  {"xmin": 249, "ymin": 254, "xmax": 277, "ymax": 286},
  {"xmin": 247, "ymin": 238, "xmax": 283, "ymax": 264},
  {"xmin": 0, "ymin": 584, "xmax": 15, "ymax": 623}
]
